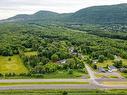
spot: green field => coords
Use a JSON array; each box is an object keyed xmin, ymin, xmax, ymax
[
  {"xmin": 0, "ymin": 82, "xmax": 88, "ymax": 86},
  {"xmin": 0, "ymin": 89, "xmax": 127, "ymax": 95},
  {"xmin": 96, "ymin": 59, "xmax": 127, "ymax": 68},
  {"xmin": 24, "ymin": 51, "xmax": 38, "ymax": 56},
  {"xmin": 121, "ymin": 59, "xmax": 127, "ymax": 65},
  {"xmin": 43, "ymin": 70, "xmax": 87, "ymax": 79},
  {"xmin": 102, "ymin": 81, "xmax": 127, "ymax": 86},
  {"xmin": 96, "ymin": 60, "xmax": 114, "ymax": 68},
  {"xmin": 0, "ymin": 55, "xmax": 28, "ymax": 75}
]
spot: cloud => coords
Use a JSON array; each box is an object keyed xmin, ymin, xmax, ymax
[{"xmin": 0, "ymin": 0, "xmax": 127, "ymax": 20}]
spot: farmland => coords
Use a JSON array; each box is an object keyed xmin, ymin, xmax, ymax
[{"xmin": 0, "ymin": 55, "xmax": 28, "ymax": 75}]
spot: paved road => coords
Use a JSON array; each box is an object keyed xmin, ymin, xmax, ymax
[
  {"xmin": 0, "ymin": 84, "xmax": 98, "ymax": 90},
  {"xmin": 85, "ymin": 64, "xmax": 127, "ymax": 89},
  {"xmin": 0, "ymin": 79, "xmax": 89, "ymax": 83},
  {"xmin": 0, "ymin": 65, "xmax": 127, "ymax": 90},
  {"xmin": 85, "ymin": 64, "xmax": 105, "ymax": 87}
]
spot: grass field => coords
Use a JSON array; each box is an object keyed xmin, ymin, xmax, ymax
[
  {"xmin": 0, "ymin": 89, "xmax": 127, "ymax": 95},
  {"xmin": 96, "ymin": 60, "xmax": 114, "ymax": 68},
  {"xmin": 24, "ymin": 51, "xmax": 38, "ymax": 56},
  {"xmin": 96, "ymin": 59, "xmax": 127, "ymax": 68},
  {"xmin": 95, "ymin": 73, "xmax": 119, "ymax": 78},
  {"xmin": 0, "ymin": 82, "xmax": 89, "ymax": 86},
  {"xmin": 0, "ymin": 55, "xmax": 28, "ymax": 75},
  {"xmin": 121, "ymin": 59, "xmax": 127, "ymax": 65},
  {"xmin": 43, "ymin": 70, "xmax": 87, "ymax": 79},
  {"xmin": 121, "ymin": 73, "xmax": 127, "ymax": 78},
  {"xmin": 102, "ymin": 81, "xmax": 127, "ymax": 86}
]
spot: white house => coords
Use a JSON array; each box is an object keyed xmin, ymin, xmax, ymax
[
  {"xmin": 108, "ymin": 66, "xmax": 117, "ymax": 72},
  {"xmin": 57, "ymin": 59, "xmax": 66, "ymax": 64},
  {"xmin": 69, "ymin": 47, "xmax": 74, "ymax": 53},
  {"xmin": 92, "ymin": 60, "xmax": 98, "ymax": 64}
]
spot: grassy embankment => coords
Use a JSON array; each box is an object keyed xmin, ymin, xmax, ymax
[
  {"xmin": 0, "ymin": 82, "xmax": 89, "ymax": 86},
  {"xmin": 0, "ymin": 89, "xmax": 127, "ymax": 95}
]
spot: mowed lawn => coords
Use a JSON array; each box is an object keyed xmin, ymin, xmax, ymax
[
  {"xmin": 121, "ymin": 59, "xmax": 127, "ymax": 65},
  {"xmin": 43, "ymin": 70, "xmax": 86, "ymax": 79},
  {"xmin": 0, "ymin": 55, "xmax": 28, "ymax": 75},
  {"xmin": 96, "ymin": 59, "xmax": 127, "ymax": 68},
  {"xmin": 24, "ymin": 51, "xmax": 37, "ymax": 56},
  {"xmin": 96, "ymin": 60, "xmax": 114, "ymax": 68}
]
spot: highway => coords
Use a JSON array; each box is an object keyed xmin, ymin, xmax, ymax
[{"xmin": 0, "ymin": 65, "xmax": 127, "ymax": 90}]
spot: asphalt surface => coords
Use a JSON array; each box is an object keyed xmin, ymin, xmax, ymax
[
  {"xmin": 85, "ymin": 64, "xmax": 127, "ymax": 89},
  {"xmin": 0, "ymin": 79, "xmax": 89, "ymax": 83}
]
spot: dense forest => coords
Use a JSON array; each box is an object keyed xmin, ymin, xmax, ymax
[{"xmin": 1, "ymin": 22, "xmax": 127, "ymax": 77}]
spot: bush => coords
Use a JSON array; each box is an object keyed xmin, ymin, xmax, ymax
[
  {"xmin": 113, "ymin": 60, "xmax": 123, "ymax": 68},
  {"xmin": 31, "ymin": 74, "xmax": 44, "ymax": 78},
  {"xmin": 68, "ymin": 69, "xmax": 73, "ymax": 74},
  {"xmin": 98, "ymin": 55, "xmax": 105, "ymax": 63},
  {"xmin": 62, "ymin": 91, "xmax": 68, "ymax": 95},
  {"xmin": 5, "ymin": 73, "xmax": 16, "ymax": 77},
  {"xmin": 0, "ymin": 73, "xmax": 3, "ymax": 77},
  {"xmin": 93, "ymin": 64, "xmax": 97, "ymax": 69},
  {"xmin": 123, "ymin": 70, "xmax": 127, "ymax": 73},
  {"xmin": 51, "ymin": 54, "xmax": 59, "ymax": 62},
  {"xmin": 8, "ymin": 58, "xmax": 11, "ymax": 61},
  {"xmin": 78, "ymin": 68, "xmax": 86, "ymax": 73}
]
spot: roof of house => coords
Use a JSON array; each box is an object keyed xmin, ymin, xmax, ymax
[
  {"xmin": 58, "ymin": 59, "xmax": 66, "ymax": 64},
  {"xmin": 92, "ymin": 60, "xmax": 98, "ymax": 64},
  {"xmin": 72, "ymin": 52, "xmax": 78, "ymax": 55},
  {"xmin": 109, "ymin": 66, "xmax": 117, "ymax": 70},
  {"xmin": 98, "ymin": 67, "xmax": 105, "ymax": 72}
]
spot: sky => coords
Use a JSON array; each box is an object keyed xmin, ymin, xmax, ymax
[{"xmin": 0, "ymin": 0, "xmax": 127, "ymax": 20}]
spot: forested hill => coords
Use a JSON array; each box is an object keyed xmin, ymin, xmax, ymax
[
  {"xmin": 1, "ymin": 3, "xmax": 127, "ymax": 24},
  {"xmin": 70, "ymin": 3, "xmax": 127, "ymax": 24},
  {"xmin": 2, "ymin": 11, "xmax": 71, "ymax": 24}
]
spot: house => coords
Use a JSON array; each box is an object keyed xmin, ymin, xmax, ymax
[
  {"xmin": 98, "ymin": 67, "xmax": 106, "ymax": 73},
  {"xmin": 72, "ymin": 52, "xmax": 78, "ymax": 55},
  {"xmin": 57, "ymin": 59, "xmax": 66, "ymax": 64},
  {"xmin": 92, "ymin": 60, "xmax": 98, "ymax": 64},
  {"xmin": 69, "ymin": 47, "xmax": 74, "ymax": 53},
  {"xmin": 108, "ymin": 66, "xmax": 117, "ymax": 72}
]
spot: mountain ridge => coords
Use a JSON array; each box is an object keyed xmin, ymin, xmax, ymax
[{"xmin": 1, "ymin": 3, "xmax": 127, "ymax": 24}]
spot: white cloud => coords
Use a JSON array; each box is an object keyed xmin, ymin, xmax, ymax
[{"xmin": 0, "ymin": 0, "xmax": 127, "ymax": 20}]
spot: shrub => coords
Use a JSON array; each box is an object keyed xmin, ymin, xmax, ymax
[
  {"xmin": 113, "ymin": 60, "xmax": 123, "ymax": 68},
  {"xmin": 62, "ymin": 91, "xmax": 68, "ymax": 95},
  {"xmin": 31, "ymin": 74, "xmax": 44, "ymax": 78},
  {"xmin": 68, "ymin": 69, "xmax": 73, "ymax": 74}
]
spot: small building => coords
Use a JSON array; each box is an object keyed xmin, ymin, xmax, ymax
[
  {"xmin": 69, "ymin": 47, "xmax": 74, "ymax": 53},
  {"xmin": 108, "ymin": 66, "xmax": 117, "ymax": 72},
  {"xmin": 92, "ymin": 60, "xmax": 98, "ymax": 64},
  {"xmin": 57, "ymin": 59, "xmax": 67, "ymax": 64},
  {"xmin": 72, "ymin": 52, "xmax": 78, "ymax": 55},
  {"xmin": 98, "ymin": 67, "xmax": 106, "ymax": 73}
]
